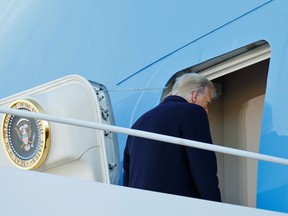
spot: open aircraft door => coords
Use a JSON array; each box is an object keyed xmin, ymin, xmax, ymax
[{"xmin": 0, "ymin": 75, "xmax": 120, "ymax": 184}]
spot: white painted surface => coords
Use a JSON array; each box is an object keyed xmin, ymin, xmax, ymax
[
  {"xmin": 0, "ymin": 166, "xmax": 286, "ymax": 216},
  {"xmin": 0, "ymin": 75, "xmax": 120, "ymax": 184}
]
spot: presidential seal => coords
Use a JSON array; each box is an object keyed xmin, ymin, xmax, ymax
[{"xmin": 1, "ymin": 99, "xmax": 50, "ymax": 170}]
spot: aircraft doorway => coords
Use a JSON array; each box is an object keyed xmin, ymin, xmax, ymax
[
  {"xmin": 208, "ymin": 59, "xmax": 269, "ymax": 207},
  {"xmin": 162, "ymin": 41, "xmax": 270, "ymax": 207}
]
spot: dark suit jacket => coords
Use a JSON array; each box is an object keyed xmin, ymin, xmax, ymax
[{"xmin": 123, "ymin": 95, "xmax": 221, "ymax": 202}]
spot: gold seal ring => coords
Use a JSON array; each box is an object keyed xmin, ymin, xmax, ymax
[{"xmin": 1, "ymin": 99, "xmax": 50, "ymax": 170}]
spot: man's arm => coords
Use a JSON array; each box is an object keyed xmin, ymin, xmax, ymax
[{"xmin": 181, "ymin": 105, "xmax": 221, "ymax": 201}]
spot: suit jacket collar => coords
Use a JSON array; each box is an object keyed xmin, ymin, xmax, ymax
[{"xmin": 162, "ymin": 95, "xmax": 188, "ymax": 104}]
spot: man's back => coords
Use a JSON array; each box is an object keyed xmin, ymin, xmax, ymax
[{"xmin": 123, "ymin": 95, "xmax": 221, "ymax": 201}]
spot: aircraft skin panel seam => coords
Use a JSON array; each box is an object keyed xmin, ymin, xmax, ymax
[{"xmin": 116, "ymin": 0, "xmax": 273, "ymax": 86}]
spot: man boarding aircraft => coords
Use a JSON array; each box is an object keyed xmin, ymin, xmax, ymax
[{"xmin": 1, "ymin": 0, "xmax": 288, "ymax": 215}]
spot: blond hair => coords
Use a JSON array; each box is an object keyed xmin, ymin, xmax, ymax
[{"xmin": 168, "ymin": 73, "xmax": 216, "ymax": 101}]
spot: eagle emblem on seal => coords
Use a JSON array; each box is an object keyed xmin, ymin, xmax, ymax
[{"xmin": 15, "ymin": 118, "xmax": 36, "ymax": 151}]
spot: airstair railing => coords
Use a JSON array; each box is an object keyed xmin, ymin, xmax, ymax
[{"xmin": 0, "ymin": 106, "xmax": 288, "ymax": 166}]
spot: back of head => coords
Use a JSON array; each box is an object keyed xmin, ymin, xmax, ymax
[{"xmin": 168, "ymin": 73, "xmax": 216, "ymax": 101}]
